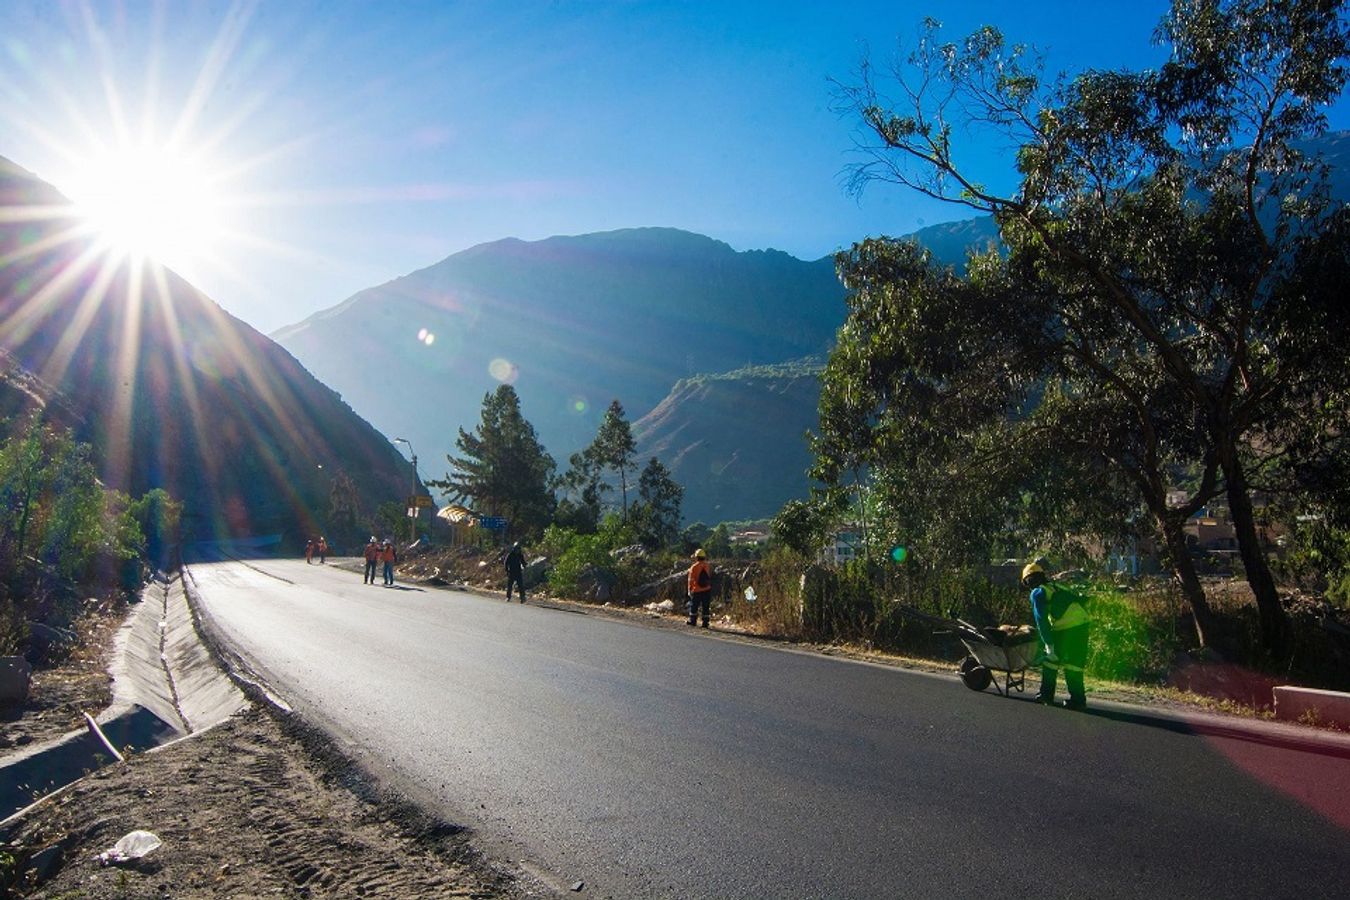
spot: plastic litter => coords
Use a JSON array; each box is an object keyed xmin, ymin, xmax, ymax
[
  {"xmin": 98, "ymin": 830, "xmax": 162, "ymax": 866},
  {"xmin": 743, "ymin": 586, "xmax": 757, "ymax": 603},
  {"xmin": 643, "ymin": 598, "xmax": 675, "ymax": 612}
]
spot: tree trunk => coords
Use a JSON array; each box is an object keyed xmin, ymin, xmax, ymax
[
  {"xmin": 1157, "ymin": 511, "xmax": 1219, "ymax": 649},
  {"xmin": 1219, "ymin": 446, "xmax": 1291, "ymax": 661}
]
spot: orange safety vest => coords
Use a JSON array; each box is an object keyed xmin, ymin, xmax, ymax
[
  {"xmin": 380, "ymin": 545, "xmax": 396, "ymax": 563},
  {"xmin": 688, "ymin": 560, "xmax": 711, "ymax": 595},
  {"xmin": 364, "ymin": 544, "xmax": 378, "ymax": 562}
]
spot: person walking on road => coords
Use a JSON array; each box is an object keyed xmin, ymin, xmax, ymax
[
  {"xmin": 687, "ymin": 548, "xmax": 712, "ymax": 628},
  {"xmin": 318, "ymin": 536, "xmax": 328, "ymax": 564},
  {"xmin": 363, "ymin": 537, "xmax": 379, "ymax": 585},
  {"xmin": 1023, "ymin": 561, "xmax": 1091, "ymax": 709},
  {"xmin": 305, "ymin": 538, "xmax": 314, "ymax": 564},
  {"xmin": 381, "ymin": 540, "xmax": 397, "ymax": 586},
  {"xmin": 505, "ymin": 542, "xmax": 527, "ymax": 603}
]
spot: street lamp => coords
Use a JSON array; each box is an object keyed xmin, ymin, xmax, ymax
[{"xmin": 393, "ymin": 438, "xmax": 418, "ymax": 543}]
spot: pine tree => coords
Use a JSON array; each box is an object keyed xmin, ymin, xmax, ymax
[{"xmin": 429, "ymin": 385, "xmax": 556, "ymax": 539}]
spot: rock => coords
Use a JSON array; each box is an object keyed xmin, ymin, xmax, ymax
[
  {"xmin": 26, "ymin": 621, "xmax": 79, "ymax": 662},
  {"xmin": 570, "ymin": 881, "xmax": 585, "ymax": 892},
  {"xmin": 25, "ymin": 844, "xmax": 63, "ymax": 886},
  {"xmin": 524, "ymin": 556, "xmax": 549, "ymax": 587},
  {"xmin": 0, "ymin": 655, "xmax": 32, "ymax": 704}
]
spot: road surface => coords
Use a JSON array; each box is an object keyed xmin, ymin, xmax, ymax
[{"xmin": 189, "ymin": 559, "xmax": 1350, "ymax": 899}]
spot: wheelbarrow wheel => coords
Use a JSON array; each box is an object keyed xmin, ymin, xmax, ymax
[{"xmin": 958, "ymin": 656, "xmax": 992, "ymax": 692}]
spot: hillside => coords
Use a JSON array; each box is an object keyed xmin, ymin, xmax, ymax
[
  {"xmin": 0, "ymin": 155, "xmax": 412, "ymax": 546},
  {"xmin": 272, "ymin": 228, "xmax": 847, "ymax": 482},
  {"xmin": 633, "ymin": 359, "xmax": 823, "ymax": 525}
]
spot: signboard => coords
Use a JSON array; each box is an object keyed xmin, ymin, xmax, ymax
[
  {"xmin": 410, "ymin": 495, "xmax": 434, "ymax": 508},
  {"xmin": 478, "ymin": 516, "xmax": 508, "ymax": 530}
]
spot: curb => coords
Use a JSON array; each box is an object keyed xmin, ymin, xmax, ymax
[{"xmin": 0, "ymin": 574, "xmax": 246, "ymax": 824}]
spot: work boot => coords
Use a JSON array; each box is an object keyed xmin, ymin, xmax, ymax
[
  {"xmin": 1061, "ymin": 697, "xmax": 1087, "ymax": 710},
  {"xmin": 1033, "ymin": 693, "xmax": 1055, "ymax": 705}
]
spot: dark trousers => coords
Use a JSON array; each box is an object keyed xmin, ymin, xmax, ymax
[
  {"xmin": 506, "ymin": 572, "xmax": 525, "ymax": 601},
  {"xmin": 383, "ymin": 562, "xmax": 394, "ymax": 585},
  {"xmin": 364, "ymin": 560, "xmax": 377, "ymax": 584},
  {"xmin": 1038, "ymin": 623, "xmax": 1089, "ymax": 702},
  {"xmin": 688, "ymin": 590, "xmax": 710, "ymax": 625}
]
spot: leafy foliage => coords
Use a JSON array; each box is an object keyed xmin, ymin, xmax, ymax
[
  {"xmin": 0, "ymin": 415, "xmax": 146, "ymax": 652},
  {"xmin": 825, "ymin": 0, "xmax": 1350, "ymax": 658},
  {"xmin": 631, "ymin": 457, "xmax": 683, "ymax": 550},
  {"xmin": 590, "ymin": 400, "xmax": 637, "ymax": 518}
]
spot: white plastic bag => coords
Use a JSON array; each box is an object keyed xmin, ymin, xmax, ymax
[
  {"xmin": 98, "ymin": 830, "xmax": 162, "ymax": 865},
  {"xmin": 744, "ymin": 586, "xmax": 758, "ymax": 603}
]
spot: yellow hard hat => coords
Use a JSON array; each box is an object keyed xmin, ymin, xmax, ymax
[
  {"xmin": 694, "ymin": 548, "xmax": 707, "ymax": 559},
  {"xmin": 1021, "ymin": 561, "xmax": 1044, "ymax": 581}
]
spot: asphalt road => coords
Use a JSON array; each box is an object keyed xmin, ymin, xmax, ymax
[{"xmin": 188, "ymin": 559, "xmax": 1350, "ymax": 899}]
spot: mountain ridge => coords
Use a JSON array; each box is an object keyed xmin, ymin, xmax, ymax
[{"xmin": 0, "ymin": 154, "xmax": 413, "ymax": 546}]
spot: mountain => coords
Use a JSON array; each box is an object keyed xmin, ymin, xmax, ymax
[
  {"xmin": 272, "ymin": 228, "xmax": 847, "ymax": 484},
  {"xmin": 0, "ymin": 155, "xmax": 412, "ymax": 546},
  {"xmin": 632, "ymin": 359, "xmax": 822, "ymax": 525}
]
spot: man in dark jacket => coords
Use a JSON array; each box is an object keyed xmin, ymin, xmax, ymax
[{"xmin": 505, "ymin": 542, "xmax": 527, "ymax": 603}]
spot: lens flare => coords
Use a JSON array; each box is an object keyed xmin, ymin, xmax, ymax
[
  {"xmin": 569, "ymin": 396, "xmax": 588, "ymax": 414},
  {"xmin": 488, "ymin": 357, "xmax": 517, "ymax": 384},
  {"xmin": 889, "ymin": 545, "xmax": 908, "ymax": 563}
]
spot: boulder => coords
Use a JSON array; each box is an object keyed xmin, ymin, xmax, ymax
[
  {"xmin": 0, "ymin": 655, "xmax": 32, "ymax": 705},
  {"xmin": 524, "ymin": 556, "xmax": 549, "ymax": 588},
  {"xmin": 25, "ymin": 621, "xmax": 78, "ymax": 663}
]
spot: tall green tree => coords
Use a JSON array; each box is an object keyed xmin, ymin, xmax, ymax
[
  {"xmin": 555, "ymin": 446, "xmax": 608, "ymax": 533},
  {"xmin": 590, "ymin": 400, "xmax": 637, "ymax": 519},
  {"xmin": 631, "ymin": 457, "xmax": 684, "ymax": 550},
  {"xmin": 429, "ymin": 385, "xmax": 556, "ymax": 539},
  {"xmin": 831, "ymin": 0, "xmax": 1350, "ymax": 658}
]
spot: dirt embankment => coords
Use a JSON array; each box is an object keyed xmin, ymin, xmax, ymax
[{"xmin": 1, "ymin": 601, "xmax": 532, "ymax": 899}]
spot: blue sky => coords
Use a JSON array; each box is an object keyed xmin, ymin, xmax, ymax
[{"xmin": 2, "ymin": 1, "xmax": 1343, "ymax": 334}]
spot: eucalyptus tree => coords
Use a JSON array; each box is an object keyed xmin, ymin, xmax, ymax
[
  {"xmin": 632, "ymin": 457, "xmax": 684, "ymax": 550},
  {"xmin": 829, "ymin": 0, "xmax": 1350, "ymax": 658},
  {"xmin": 589, "ymin": 400, "xmax": 637, "ymax": 519}
]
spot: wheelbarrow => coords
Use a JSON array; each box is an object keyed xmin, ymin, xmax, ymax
[{"xmin": 895, "ymin": 604, "xmax": 1042, "ymax": 696}]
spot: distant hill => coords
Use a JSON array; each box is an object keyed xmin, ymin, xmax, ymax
[
  {"xmin": 0, "ymin": 155, "xmax": 412, "ymax": 547},
  {"xmin": 633, "ymin": 359, "xmax": 822, "ymax": 525},
  {"xmin": 272, "ymin": 228, "xmax": 847, "ymax": 486},
  {"xmin": 273, "ymin": 131, "xmax": 1350, "ymax": 526}
]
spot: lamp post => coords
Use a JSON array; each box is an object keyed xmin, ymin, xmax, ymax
[{"xmin": 393, "ymin": 437, "xmax": 417, "ymax": 543}]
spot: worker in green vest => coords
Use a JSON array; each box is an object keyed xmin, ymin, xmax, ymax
[{"xmin": 1023, "ymin": 561, "xmax": 1090, "ymax": 709}]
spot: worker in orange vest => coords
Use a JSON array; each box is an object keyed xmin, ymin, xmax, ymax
[
  {"xmin": 363, "ymin": 537, "xmax": 379, "ymax": 585},
  {"xmin": 380, "ymin": 540, "xmax": 397, "ymax": 586},
  {"xmin": 687, "ymin": 548, "xmax": 712, "ymax": 628}
]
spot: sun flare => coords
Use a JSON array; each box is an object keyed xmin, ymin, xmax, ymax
[{"xmin": 66, "ymin": 143, "xmax": 230, "ymax": 275}]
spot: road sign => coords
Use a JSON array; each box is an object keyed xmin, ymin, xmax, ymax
[
  {"xmin": 410, "ymin": 495, "xmax": 434, "ymax": 508},
  {"xmin": 478, "ymin": 516, "xmax": 507, "ymax": 530}
]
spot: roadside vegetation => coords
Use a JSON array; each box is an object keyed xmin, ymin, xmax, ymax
[
  {"xmin": 411, "ymin": 1, "xmax": 1350, "ymax": 706},
  {"xmin": 0, "ymin": 412, "xmax": 175, "ymax": 681}
]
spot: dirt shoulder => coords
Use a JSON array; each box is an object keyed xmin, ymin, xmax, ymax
[
  {"xmin": 2, "ymin": 704, "xmax": 527, "ymax": 899},
  {"xmin": 1, "ymin": 595, "xmax": 535, "ymax": 899}
]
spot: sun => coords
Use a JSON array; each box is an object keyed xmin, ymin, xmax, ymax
[{"xmin": 66, "ymin": 142, "xmax": 230, "ymax": 275}]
